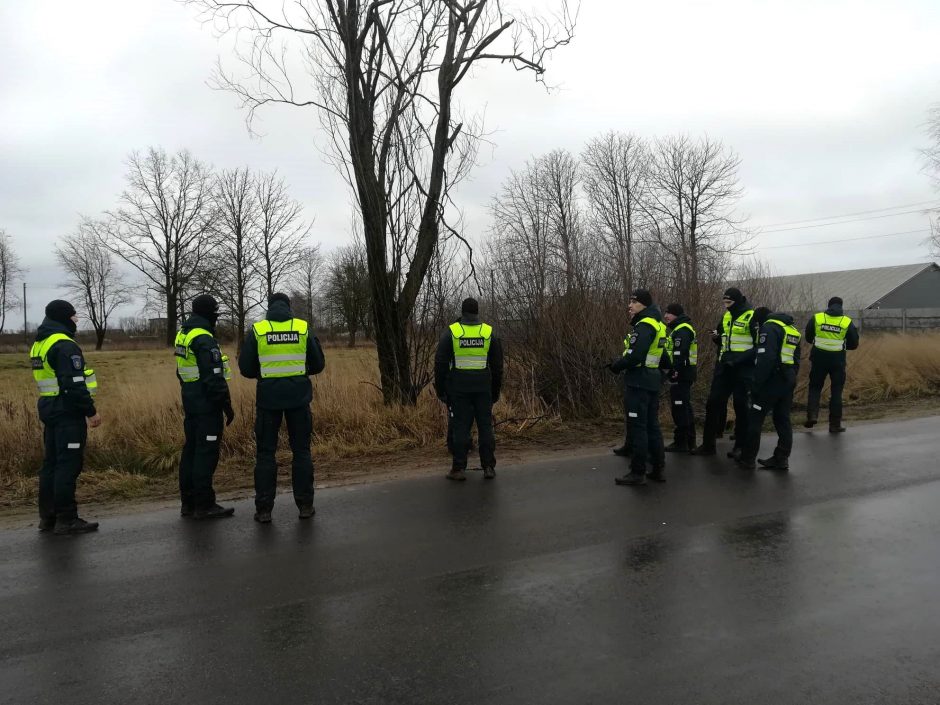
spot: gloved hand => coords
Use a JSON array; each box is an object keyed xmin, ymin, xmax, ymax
[
  {"xmin": 223, "ymin": 403, "xmax": 235, "ymax": 426},
  {"xmin": 606, "ymin": 360, "xmax": 617, "ymax": 373}
]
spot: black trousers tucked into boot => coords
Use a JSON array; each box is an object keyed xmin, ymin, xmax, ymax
[
  {"xmin": 741, "ymin": 387, "xmax": 794, "ymax": 463},
  {"xmin": 38, "ymin": 415, "xmax": 88, "ymax": 523},
  {"xmin": 669, "ymin": 382, "xmax": 696, "ymax": 449},
  {"xmin": 179, "ymin": 411, "xmax": 224, "ymax": 510},
  {"xmin": 451, "ymin": 389, "xmax": 496, "ymax": 471},
  {"xmin": 701, "ymin": 366, "xmax": 751, "ymax": 450},
  {"xmin": 254, "ymin": 405, "xmax": 314, "ymax": 510},
  {"xmin": 628, "ymin": 387, "xmax": 665, "ymax": 474},
  {"xmin": 807, "ymin": 355, "xmax": 846, "ymax": 425}
]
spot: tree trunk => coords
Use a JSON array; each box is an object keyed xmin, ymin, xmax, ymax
[
  {"xmin": 165, "ymin": 290, "xmax": 177, "ymax": 346},
  {"xmin": 348, "ymin": 329, "xmax": 357, "ymax": 348},
  {"xmin": 94, "ymin": 326, "xmax": 105, "ymax": 351}
]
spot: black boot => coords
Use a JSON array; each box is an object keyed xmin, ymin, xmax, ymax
[
  {"xmin": 690, "ymin": 444, "xmax": 716, "ymax": 456},
  {"xmin": 758, "ymin": 454, "xmax": 790, "ymax": 471},
  {"xmin": 804, "ymin": 412, "xmax": 818, "ymax": 428},
  {"xmin": 193, "ymin": 503, "xmax": 235, "ymax": 520},
  {"xmin": 727, "ymin": 447, "xmax": 743, "ymax": 461},
  {"xmin": 180, "ymin": 503, "xmax": 194, "ymax": 518},
  {"xmin": 483, "ymin": 466, "xmax": 496, "ymax": 479},
  {"xmin": 646, "ymin": 467, "xmax": 666, "ymax": 483},
  {"xmin": 54, "ymin": 517, "xmax": 99, "ymax": 535},
  {"xmin": 615, "ymin": 472, "xmax": 647, "ymax": 486},
  {"xmin": 38, "ymin": 517, "xmax": 55, "ymax": 532},
  {"xmin": 736, "ymin": 457, "xmax": 756, "ymax": 470},
  {"xmin": 664, "ymin": 442, "xmax": 689, "ymax": 453},
  {"xmin": 254, "ymin": 509, "xmax": 273, "ymax": 523},
  {"xmin": 612, "ymin": 445, "xmax": 632, "ymax": 457},
  {"xmin": 829, "ymin": 419, "xmax": 846, "ymax": 433},
  {"xmin": 446, "ymin": 468, "xmax": 467, "ymax": 481},
  {"xmin": 298, "ymin": 505, "xmax": 316, "ymax": 519}
]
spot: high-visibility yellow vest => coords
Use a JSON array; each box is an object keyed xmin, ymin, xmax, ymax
[
  {"xmin": 722, "ymin": 309, "xmax": 755, "ymax": 355},
  {"xmin": 624, "ymin": 317, "xmax": 667, "ymax": 368},
  {"xmin": 174, "ymin": 328, "xmax": 231, "ymax": 383},
  {"xmin": 665, "ymin": 322, "xmax": 698, "ymax": 366},
  {"xmin": 252, "ymin": 319, "xmax": 309, "ymax": 378},
  {"xmin": 450, "ymin": 321, "xmax": 492, "ymax": 370},
  {"xmin": 29, "ymin": 333, "xmax": 98, "ymax": 397},
  {"xmin": 813, "ymin": 312, "xmax": 852, "ymax": 352},
  {"xmin": 765, "ymin": 319, "xmax": 801, "ymax": 365}
]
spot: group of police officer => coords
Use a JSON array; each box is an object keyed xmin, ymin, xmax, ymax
[
  {"xmin": 607, "ymin": 286, "xmax": 859, "ymax": 486},
  {"xmin": 29, "ymin": 283, "xmax": 856, "ymax": 533}
]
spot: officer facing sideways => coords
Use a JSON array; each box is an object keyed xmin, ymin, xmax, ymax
[
  {"xmin": 30, "ymin": 300, "xmax": 102, "ymax": 534},
  {"xmin": 692, "ymin": 287, "xmax": 759, "ymax": 459},
  {"xmin": 434, "ymin": 297, "xmax": 504, "ymax": 481},
  {"xmin": 663, "ymin": 303, "xmax": 697, "ymax": 453},
  {"xmin": 239, "ymin": 293, "xmax": 325, "ymax": 523},
  {"xmin": 738, "ymin": 311, "xmax": 802, "ymax": 471},
  {"xmin": 609, "ymin": 289, "xmax": 667, "ymax": 486},
  {"xmin": 804, "ymin": 296, "xmax": 859, "ymax": 433},
  {"xmin": 175, "ymin": 294, "xmax": 236, "ymax": 519}
]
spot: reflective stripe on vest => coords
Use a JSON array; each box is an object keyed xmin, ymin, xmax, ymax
[
  {"xmin": 253, "ymin": 319, "xmax": 309, "ymax": 378},
  {"xmin": 765, "ymin": 319, "xmax": 801, "ymax": 365},
  {"xmin": 625, "ymin": 317, "xmax": 667, "ymax": 368},
  {"xmin": 29, "ymin": 333, "xmax": 97, "ymax": 397},
  {"xmin": 722, "ymin": 309, "xmax": 755, "ymax": 354},
  {"xmin": 813, "ymin": 312, "xmax": 851, "ymax": 352},
  {"xmin": 450, "ymin": 322, "xmax": 492, "ymax": 370},
  {"xmin": 665, "ymin": 322, "xmax": 698, "ymax": 366},
  {"xmin": 174, "ymin": 327, "xmax": 228, "ymax": 383}
]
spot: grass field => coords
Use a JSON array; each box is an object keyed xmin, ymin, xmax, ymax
[{"xmin": 2, "ymin": 332, "xmax": 939, "ymax": 510}]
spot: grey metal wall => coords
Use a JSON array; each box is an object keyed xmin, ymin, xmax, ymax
[{"xmin": 875, "ymin": 267, "xmax": 940, "ymax": 309}]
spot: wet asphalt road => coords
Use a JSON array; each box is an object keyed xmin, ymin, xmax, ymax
[{"xmin": 1, "ymin": 416, "xmax": 940, "ymax": 705}]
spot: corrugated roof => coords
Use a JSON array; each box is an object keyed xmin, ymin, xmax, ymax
[{"xmin": 756, "ymin": 262, "xmax": 938, "ymax": 310}]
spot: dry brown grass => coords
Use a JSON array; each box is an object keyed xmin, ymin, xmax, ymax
[{"xmin": 2, "ymin": 332, "xmax": 939, "ymax": 509}]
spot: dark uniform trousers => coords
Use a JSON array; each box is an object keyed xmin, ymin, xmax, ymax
[
  {"xmin": 451, "ymin": 389, "xmax": 496, "ymax": 471},
  {"xmin": 254, "ymin": 406, "xmax": 314, "ymax": 510},
  {"xmin": 701, "ymin": 366, "xmax": 752, "ymax": 449},
  {"xmin": 627, "ymin": 387, "xmax": 665, "ymax": 474},
  {"xmin": 741, "ymin": 386, "xmax": 794, "ymax": 462},
  {"xmin": 669, "ymin": 382, "xmax": 696, "ymax": 448},
  {"xmin": 179, "ymin": 411, "xmax": 224, "ymax": 510},
  {"xmin": 620, "ymin": 386, "xmax": 633, "ymax": 449},
  {"xmin": 807, "ymin": 354, "xmax": 846, "ymax": 423},
  {"xmin": 38, "ymin": 416, "xmax": 87, "ymax": 522}
]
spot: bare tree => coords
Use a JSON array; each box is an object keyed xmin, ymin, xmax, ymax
[
  {"xmin": 643, "ymin": 135, "xmax": 748, "ymax": 298},
  {"xmin": 292, "ymin": 243, "xmax": 324, "ymax": 324},
  {"xmin": 191, "ymin": 0, "xmax": 576, "ymax": 403},
  {"xmin": 214, "ymin": 166, "xmax": 260, "ymax": 348},
  {"xmin": 0, "ymin": 230, "xmax": 24, "ymax": 334},
  {"xmin": 100, "ymin": 147, "xmax": 217, "ymax": 346},
  {"xmin": 581, "ymin": 132, "xmax": 650, "ymax": 301},
  {"xmin": 923, "ymin": 104, "xmax": 940, "ymax": 256},
  {"xmin": 326, "ymin": 244, "xmax": 371, "ymax": 347},
  {"xmin": 255, "ymin": 171, "xmax": 310, "ymax": 299},
  {"xmin": 55, "ymin": 220, "xmax": 133, "ymax": 350}
]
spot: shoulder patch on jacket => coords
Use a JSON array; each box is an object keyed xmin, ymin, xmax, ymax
[
  {"xmin": 673, "ymin": 338, "xmax": 682, "ymax": 347},
  {"xmin": 759, "ymin": 333, "xmax": 767, "ymax": 344},
  {"xmin": 210, "ymin": 348, "xmax": 221, "ymax": 362},
  {"xmin": 71, "ymin": 355, "xmax": 84, "ymax": 370}
]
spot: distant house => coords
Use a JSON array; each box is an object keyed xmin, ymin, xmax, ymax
[{"xmin": 756, "ymin": 262, "xmax": 940, "ymax": 311}]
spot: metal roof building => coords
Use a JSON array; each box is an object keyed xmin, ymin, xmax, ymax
[{"xmin": 758, "ymin": 262, "xmax": 940, "ymax": 311}]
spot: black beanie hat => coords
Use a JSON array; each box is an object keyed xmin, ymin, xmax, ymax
[
  {"xmin": 630, "ymin": 289, "xmax": 653, "ymax": 307},
  {"xmin": 665, "ymin": 303, "xmax": 684, "ymax": 317},
  {"xmin": 45, "ymin": 299, "xmax": 77, "ymax": 324},
  {"xmin": 828, "ymin": 296, "xmax": 843, "ymax": 307},
  {"xmin": 270, "ymin": 292, "xmax": 291, "ymax": 307},
  {"xmin": 461, "ymin": 297, "xmax": 479, "ymax": 315},
  {"xmin": 753, "ymin": 306, "xmax": 772, "ymax": 325},
  {"xmin": 723, "ymin": 287, "xmax": 744, "ymax": 303},
  {"xmin": 192, "ymin": 294, "xmax": 219, "ymax": 317}
]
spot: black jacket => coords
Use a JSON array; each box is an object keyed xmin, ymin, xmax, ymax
[
  {"xmin": 752, "ymin": 312, "xmax": 801, "ymax": 398},
  {"xmin": 434, "ymin": 314, "xmax": 504, "ymax": 400},
  {"xmin": 667, "ymin": 314, "xmax": 697, "ymax": 383},
  {"xmin": 238, "ymin": 300, "xmax": 326, "ymax": 410},
  {"xmin": 176, "ymin": 314, "xmax": 231, "ymax": 416},
  {"xmin": 33, "ymin": 318, "xmax": 97, "ymax": 423},
  {"xmin": 611, "ymin": 305, "xmax": 663, "ymax": 392},
  {"xmin": 715, "ymin": 298, "xmax": 760, "ymax": 370},
  {"xmin": 804, "ymin": 303, "xmax": 860, "ymax": 364}
]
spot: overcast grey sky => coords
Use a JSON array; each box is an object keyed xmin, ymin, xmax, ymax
[{"xmin": 2, "ymin": 0, "xmax": 939, "ymax": 325}]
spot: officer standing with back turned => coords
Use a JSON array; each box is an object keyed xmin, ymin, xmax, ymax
[
  {"xmin": 30, "ymin": 300, "xmax": 101, "ymax": 534},
  {"xmin": 175, "ymin": 294, "xmax": 235, "ymax": 520},
  {"xmin": 663, "ymin": 303, "xmax": 697, "ymax": 453},
  {"xmin": 239, "ymin": 292, "xmax": 325, "ymax": 523},
  {"xmin": 804, "ymin": 296, "xmax": 859, "ymax": 433},
  {"xmin": 434, "ymin": 298, "xmax": 504, "ymax": 481}
]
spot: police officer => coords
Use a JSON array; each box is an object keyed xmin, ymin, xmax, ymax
[
  {"xmin": 434, "ymin": 298, "xmax": 504, "ymax": 481},
  {"xmin": 738, "ymin": 311, "xmax": 802, "ymax": 471},
  {"xmin": 609, "ymin": 289, "xmax": 667, "ymax": 485},
  {"xmin": 804, "ymin": 296, "xmax": 859, "ymax": 433},
  {"xmin": 692, "ymin": 288, "xmax": 759, "ymax": 459},
  {"xmin": 239, "ymin": 293, "xmax": 325, "ymax": 523},
  {"xmin": 30, "ymin": 300, "xmax": 101, "ymax": 534},
  {"xmin": 175, "ymin": 294, "xmax": 235, "ymax": 519},
  {"xmin": 663, "ymin": 303, "xmax": 697, "ymax": 453}
]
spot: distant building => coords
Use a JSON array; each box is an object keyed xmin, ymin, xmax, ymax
[{"xmin": 756, "ymin": 262, "xmax": 940, "ymax": 311}]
